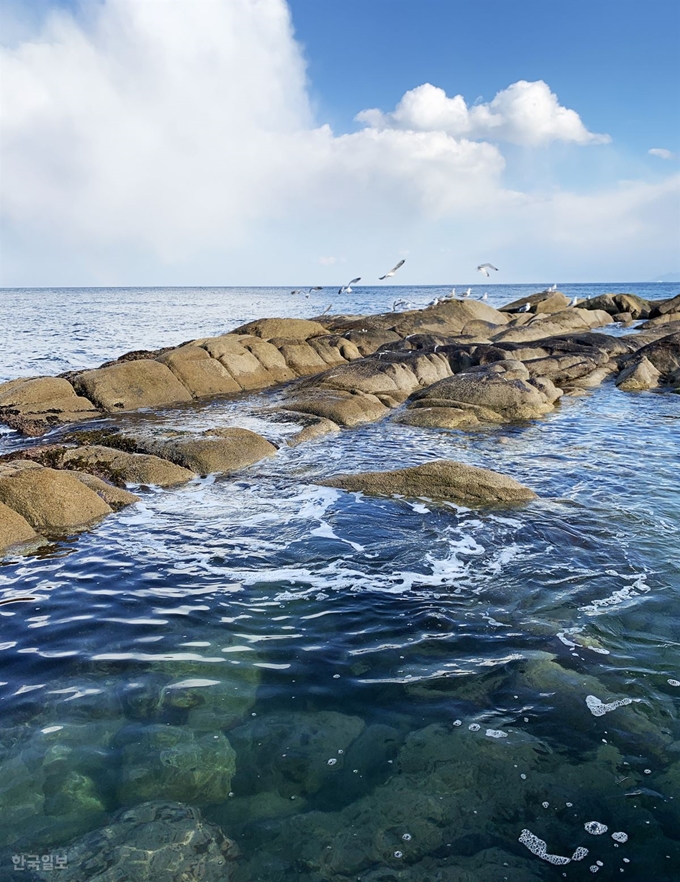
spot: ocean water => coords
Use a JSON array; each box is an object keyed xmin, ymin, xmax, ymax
[{"xmin": 0, "ymin": 284, "xmax": 678, "ymax": 881}]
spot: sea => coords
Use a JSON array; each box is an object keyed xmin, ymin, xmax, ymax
[{"xmin": 0, "ymin": 283, "xmax": 678, "ymax": 881}]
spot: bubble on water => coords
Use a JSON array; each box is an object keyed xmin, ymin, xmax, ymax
[
  {"xmin": 572, "ymin": 847, "xmax": 589, "ymax": 861},
  {"xmin": 566, "ymin": 802, "xmax": 573, "ymax": 807},
  {"xmin": 518, "ymin": 829, "xmax": 571, "ymax": 865},
  {"xmin": 623, "ymin": 858, "xmax": 630, "ymax": 863},
  {"xmin": 327, "ymin": 758, "xmax": 337, "ymax": 766},
  {"xmin": 542, "ymin": 802, "xmax": 549, "ymax": 808},
  {"xmin": 486, "ymin": 728, "xmax": 507, "ymax": 739},
  {"xmin": 402, "ymin": 833, "xmax": 412, "ymax": 841},
  {"xmin": 590, "ymin": 866, "xmax": 600, "ymax": 874},
  {"xmin": 453, "ymin": 719, "xmax": 462, "ymax": 727},
  {"xmin": 585, "ymin": 822, "xmax": 608, "ymax": 835},
  {"xmin": 468, "ymin": 723, "xmax": 480, "ymax": 732},
  {"xmin": 332, "ymin": 674, "xmax": 340, "ymax": 679},
  {"xmin": 668, "ymin": 679, "xmax": 680, "ymax": 687},
  {"xmin": 643, "ymin": 769, "xmax": 651, "ymax": 775},
  {"xmin": 612, "ymin": 832, "xmax": 628, "ymax": 843},
  {"xmin": 586, "ymin": 695, "xmax": 636, "ymax": 717},
  {"xmin": 520, "ymin": 773, "xmax": 527, "ymax": 780},
  {"xmin": 394, "ymin": 851, "xmax": 403, "ymax": 859}
]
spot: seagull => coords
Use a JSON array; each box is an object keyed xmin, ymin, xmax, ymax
[
  {"xmin": 461, "ymin": 287, "xmax": 472, "ymax": 298},
  {"xmin": 379, "ymin": 259, "xmax": 406, "ymax": 280},
  {"xmin": 320, "ymin": 304, "xmax": 332, "ymax": 315},
  {"xmin": 520, "ymin": 302, "xmax": 531, "ymax": 312},
  {"xmin": 392, "ymin": 298, "xmax": 413, "ymax": 312},
  {"xmin": 339, "ymin": 277, "xmax": 361, "ymax": 294},
  {"xmin": 477, "ymin": 263, "xmax": 499, "ymax": 277},
  {"xmin": 481, "ymin": 292, "xmax": 488, "ymax": 301},
  {"xmin": 428, "ymin": 297, "xmax": 441, "ymax": 306},
  {"xmin": 570, "ymin": 296, "xmax": 579, "ymax": 306},
  {"xmin": 549, "ymin": 283, "xmax": 558, "ymax": 291},
  {"xmin": 308, "ymin": 286, "xmax": 323, "ymax": 293},
  {"xmin": 290, "ymin": 289, "xmax": 303, "ymax": 295}
]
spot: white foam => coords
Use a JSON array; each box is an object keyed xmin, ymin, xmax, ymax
[
  {"xmin": 485, "ymin": 729, "xmax": 508, "ymax": 739},
  {"xmin": 518, "ymin": 829, "xmax": 571, "ymax": 865},
  {"xmin": 668, "ymin": 679, "xmax": 680, "ymax": 687},
  {"xmin": 611, "ymin": 832, "xmax": 628, "ymax": 843},
  {"xmin": 586, "ymin": 695, "xmax": 636, "ymax": 717},
  {"xmin": 580, "ymin": 574, "xmax": 650, "ymax": 616},
  {"xmin": 584, "ymin": 821, "xmax": 608, "ymax": 835},
  {"xmin": 572, "ymin": 847, "xmax": 589, "ymax": 861}
]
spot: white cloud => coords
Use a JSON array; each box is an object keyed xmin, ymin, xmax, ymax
[
  {"xmin": 356, "ymin": 80, "xmax": 610, "ymax": 146},
  {"xmin": 0, "ymin": 0, "xmax": 675, "ymax": 285},
  {"xmin": 648, "ymin": 148, "xmax": 676, "ymax": 160}
]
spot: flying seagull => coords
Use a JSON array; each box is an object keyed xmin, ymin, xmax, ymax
[
  {"xmin": 477, "ymin": 263, "xmax": 499, "ymax": 277},
  {"xmin": 379, "ymin": 259, "xmax": 406, "ymax": 280},
  {"xmin": 308, "ymin": 286, "xmax": 323, "ymax": 293},
  {"xmin": 339, "ymin": 277, "xmax": 361, "ymax": 294}
]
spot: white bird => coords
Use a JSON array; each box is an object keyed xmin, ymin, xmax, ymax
[
  {"xmin": 392, "ymin": 298, "xmax": 413, "ymax": 312},
  {"xmin": 308, "ymin": 286, "xmax": 323, "ymax": 293},
  {"xmin": 379, "ymin": 259, "xmax": 406, "ymax": 280},
  {"xmin": 570, "ymin": 296, "xmax": 579, "ymax": 306},
  {"xmin": 428, "ymin": 297, "xmax": 441, "ymax": 306},
  {"xmin": 477, "ymin": 263, "xmax": 499, "ymax": 277},
  {"xmin": 462, "ymin": 287, "xmax": 472, "ymax": 298},
  {"xmin": 320, "ymin": 304, "xmax": 332, "ymax": 316},
  {"xmin": 481, "ymin": 292, "xmax": 488, "ymax": 301},
  {"xmin": 290, "ymin": 289, "xmax": 302, "ymax": 295},
  {"xmin": 520, "ymin": 302, "xmax": 531, "ymax": 312},
  {"xmin": 549, "ymin": 283, "xmax": 558, "ymax": 291},
  {"xmin": 339, "ymin": 277, "xmax": 361, "ymax": 294}
]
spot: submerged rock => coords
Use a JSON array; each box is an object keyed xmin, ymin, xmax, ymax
[
  {"xmin": 38, "ymin": 801, "xmax": 239, "ymax": 881},
  {"xmin": 135, "ymin": 427, "xmax": 277, "ymax": 475},
  {"xmin": 56, "ymin": 444, "xmax": 196, "ymax": 487},
  {"xmin": 116, "ymin": 724, "xmax": 236, "ymax": 806},
  {"xmin": 321, "ymin": 459, "xmax": 536, "ymax": 506}
]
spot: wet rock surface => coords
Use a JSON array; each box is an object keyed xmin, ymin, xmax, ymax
[{"xmin": 321, "ymin": 459, "xmax": 537, "ymax": 506}]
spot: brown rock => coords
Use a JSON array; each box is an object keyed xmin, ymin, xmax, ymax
[
  {"xmin": 287, "ymin": 416, "xmax": 340, "ymax": 446},
  {"xmin": 629, "ymin": 331, "xmax": 680, "ymax": 377},
  {"xmin": 500, "ymin": 290, "xmax": 570, "ymax": 314},
  {"xmin": 58, "ymin": 445, "xmax": 196, "ymax": 487},
  {"xmin": 321, "ymin": 459, "xmax": 536, "ymax": 506},
  {"xmin": 616, "ymin": 356, "xmax": 662, "ymax": 391},
  {"xmin": 649, "ymin": 293, "xmax": 680, "ymax": 318},
  {"xmin": 0, "ymin": 500, "xmax": 40, "ymax": 553},
  {"xmin": 637, "ymin": 312, "xmax": 680, "ymax": 330},
  {"xmin": 139, "ymin": 428, "xmax": 277, "ymax": 475},
  {"xmin": 199, "ymin": 335, "xmax": 276, "ymax": 390},
  {"xmin": 578, "ymin": 292, "xmax": 651, "ymax": 319},
  {"xmin": 238, "ymin": 337, "xmax": 297, "ymax": 382},
  {"xmin": 286, "ymin": 390, "xmax": 388, "ymax": 427},
  {"xmin": 233, "ymin": 317, "xmax": 329, "ymax": 340},
  {"xmin": 71, "ymin": 472, "xmax": 141, "ymax": 509},
  {"xmin": 308, "ymin": 335, "xmax": 362, "ymax": 366},
  {"xmin": 157, "ymin": 346, "xmax": 241, "ymax": 397},
  {"xmin": 342, "ymin": 329, "xmax": 402, "ymax": 356},
  {"xmin": 0, "ymin": 376, "xmax": 99, "ymax": 436},
  {"xmin": 74, "ymin": 361, "xmax": 193, "ymax": 412},
  {"xmin": 273, "ymin": 340, "xmax": 329, "ymax": 376},
  {"xmin": 0, "ymin": 464, "xmax": 112, "ymax": 531}
]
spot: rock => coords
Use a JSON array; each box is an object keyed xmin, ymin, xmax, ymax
[
  {"xmin": 0, "ymin": 463, "xmax": 112, "ymax": 531},
  {"xmin": 391, "ymin": 298, "xmax": 509, "ymax": 337},
  {"xmin": 271, "ymin": 339, "xmax": 330, "ymax": 375},
  {"xmin": 308, "ymin": 334, "xmax": 362, "ymax": 366},
  {"xmin": 229, "ymin": 711, "xmax": 365, "ymax": 799},
  {"xmin": 637, "ymin": 312, "xmax": 680, "ymax": 329},
  {"xmin": 233, "ymin": 317, "xmax": 329, "ymax": 340},
  {"xmin": 0, "ymin": 376, "xmax": 99, "ymax": 436},
  {"xmin": 303, "ymin": 352, "xmax": 451, "ymax": 398},
  {"xmin": 629, "ymin": 331, "xmax": 680, "ymax": 378},
  {"xmin": 648, "ymin": 293, "xmax": 680, "ymax": 318},
  {"xmin": 70, "ymin": 473, "xmax": 140, "ymax": 510},
  {"xmin": 43, "ymin": 801, "xmax": 239, "ymax": 882},
  {"xmin": 116, "ymin": 725, "xmax": 236, "ymax": 805},
  {"xmin": 156, "ymin": 345, "xmax": 242, "ymax": 397},
  {"xmin": 137, "ymin": 427, "xmax": 277, "ymax": 475},
  {"xmin": 238, "ymin": 336, "xmax": 297, "ymax": 382},
  {"xmin": 343, "ymin": 328, "xmax": 402, "ymax": 356},
  {"xmin": 58, "ymin": 445, "xmax": 196, "ymax": 487},
  {"xmin": 579, "ymin": 292, "xmax": 651, "ymax": 318},
  {"xmin": 409, "ymin": 360, "xmax": 561, "ymax": 423},
  {"xmin": 396, "ymin": 405, "xmax": 499, "ymax": 430},
  {"xmin": 73, "ymin": 360, "xmax": 193, "ymax": 412},
  {"xmin": 286, "ymin": 416, "xmax": 340, "ymax": 446},
  {"xmin": 500, "ymin": 290, "xmax": 570, "ymax": 314},
  {"xmin": 199, "ymin": 334, "xmax": 278, "ymax": 389},
  {"xmin": 616, "ymin": 356, "xmax": 662, "ymax": 391},
  {"xmin": 0, "ymin": 500, "xmax": 40, "ymax": 553},
  {"xmin": 284, "ymin": 389, "xmax": 389, "ymax": 427},
  {"xmin": 321, "ymin": 459, "xmax": 537, "ymax": 506},
  {"xmin": 613, "ymin": 311, "xmax": 634, "ymax": 324},
  {"xmin": 492, "ymin": 308, "xmax": 611, "ymax": 344}
]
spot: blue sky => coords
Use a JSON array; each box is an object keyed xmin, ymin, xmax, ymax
[{"xmin": 0, "ymin": 0, "xmax": 678, "ymax": 286}]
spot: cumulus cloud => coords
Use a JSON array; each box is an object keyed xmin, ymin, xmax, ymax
[
  {"xmin": 356, "ymin": 80, "xmax": 610, "ymax": 146},
  {"xmin": 0, "ymin": 0, "xmax": 674, "ymax": 284},
  {"xmin": 648, "ymin": 148, "xmax": 676, "ymax": 160}
]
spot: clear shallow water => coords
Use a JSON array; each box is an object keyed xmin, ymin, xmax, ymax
[{"xmin": 0, "ymin": 285, "xmax": 679, "ymax": 880}]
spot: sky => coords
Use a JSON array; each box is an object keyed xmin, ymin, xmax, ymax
[{"xmin": 0, "ymin": 0, "xmax": 679, "ymax": 287}]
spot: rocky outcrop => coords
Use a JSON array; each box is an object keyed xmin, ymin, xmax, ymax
[
  {"xmin": 0, "ymin": 500, "xmax": 40, "ymax": 553},
  {"xmin": 156, "ymin": 345, "xmax": 242, "ymax": 397},
  {"xmin": 321, "ymin": 459, "xmax": 536, "ymax": 506},
  {"xmin": 578, "ymin": 292, "xmax": 652, "ymax": 318},
  {"xmin": 0, "ymin": 462, "xmax": 115, "ymax": 531},
  {"xmin": 73, "ymin": 360, "xmax": 193, "ymax": 412},
  {"xmin": 233, "ymin": 317, "xmax": 329, "ymax": 340},
  {"xmin": 402, "ymin": 360, "xmax": 562, "ymax": 427},
  {"xmin": 284, "ymin": 389, "xmax": 389, "ymax": 427},
  {"xmin": 616, "ymin": 330, "xmax": 680, "ymax": 392},
  {"xmin": 0, "ymin": 376, "xmax": 99, "ymax": 436},
  {"xmin": 500, "ymin": 289, "xmax": 570, "ymax": 314},
  {"xmin": 616, "ymin": 355, "xmax": 662, "ymax": 391},
  {"xmin": 132, "ymin": 427, "xmax": 277, "ymax": 475},
  {"xmin": 491, "ymin": 307, "xmax": 612, "ymax": 344},
  {"xmin": 42, "ymin": 801, "xmax": 239, "ymax": 882}
]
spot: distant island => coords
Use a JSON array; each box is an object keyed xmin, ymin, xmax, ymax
[{"xmin": 651, "ymin": 272, "xmax": 680, "ymax": 282}]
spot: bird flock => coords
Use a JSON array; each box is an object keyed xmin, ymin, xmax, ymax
[{"xmin": 288, "ymin": 257, "xmax": 563, "ymax": 315}]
